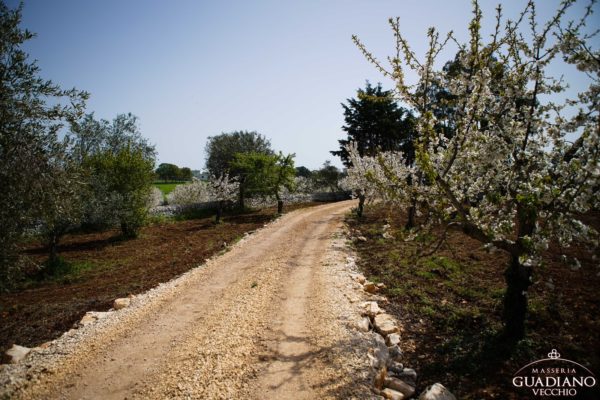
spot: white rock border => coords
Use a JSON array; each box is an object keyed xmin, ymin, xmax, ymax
[{"xmin": 343, "ymin": 233, "xmax": 457, "ymax": 400}]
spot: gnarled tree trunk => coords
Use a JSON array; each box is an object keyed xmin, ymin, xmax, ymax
[
  {"xmin": 215, "ymin": 201, "xmax": 223, "ymax": 224},
  {"xmin": 502, "ymin": 202, "xmax": 536, "ymax": 340},
  {"xmin": 357, "ymin": 192, "xmax": 366, "ymax": 217},
  {"xmin": 503, "ymin": 254, "xmax": 532, "ymax": 340}
]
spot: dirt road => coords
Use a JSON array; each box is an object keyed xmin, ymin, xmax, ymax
[{"xmin": 4, "ymin": 200, "xmax": 372, "ymax": 399}]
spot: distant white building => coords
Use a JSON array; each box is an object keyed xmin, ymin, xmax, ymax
[{"xmin": 192, "ymin": 169, "xmax": 210, "ymax": 181}]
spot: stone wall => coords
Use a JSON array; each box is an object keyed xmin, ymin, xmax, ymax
[{"xmin": 149, "ymin": 192, "xmax": 352, "ymax": 218}]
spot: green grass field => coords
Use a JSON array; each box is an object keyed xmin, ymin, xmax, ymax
[{"xmin": 153, "ymin": 181, "xmax": 187, "ymax": 196}]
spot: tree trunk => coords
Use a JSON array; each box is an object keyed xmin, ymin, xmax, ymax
[
  {"xmin": 405, "ymin": 174, "xmax": 416, "ymax": 229},
  {"xmin": 215, "ymin": 201, "xmax": 223, "ymax": 224},
  {"xmin": 406, "ymin": 201, "xmax": 416, "ymax": 229},
  {"xmin": 277, "ymin": 199, "xmax": 284, "ymax": 214},
  {"xmin": 502, "ymin": 201, "xmax": 537, "ymax": 340},
  {"xmin": 238, "ymin": 184, "xmax": 245, "ymax": 209},
  {"xmin": 503, "ymin": 254, "xmax": 532, "ymax": 340},
  {"xmin": 357, "ymin": 193, "xmax": 366, "ymax": 217},
  {"xmin": 120, "ymin": 221, "xmax": 131, "ymax": 238},
  {"xmin": 48, "ymin": 234, "xmax": 59, "ymax": 266}
]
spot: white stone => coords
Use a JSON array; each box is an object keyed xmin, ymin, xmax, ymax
[
  {"xmin": 386, "ymin": 333, "xmax": 401, "ymax": 347},
  {"xmin": 113, "ymin": 297, "xmax": 131, "ymax": 310},
  {"xmin": 385, "ymin": 377, "xmax": 415, "ymax": 397},
  {"xmin": 4, "ymin": 344, "xmax": 31, "ymax": 364},
  {"xmin": 90, "ymin": 311, "xmax": 110, "ymax": 319},
  {"xmin": 79, "ymin": 311, "xmax": 111, "ymax": 327},
  {"xmin": 361, "ymin": 301, "xmax": 382, "ymax": 317},
  {"xmin": 356, "ymin": 317, "xmax": 370, "ymax": 332},
  {"xmin": 352, "ymin": 273, "xmax": 366, "ymax": 284},
  {"xmin": 374, "ymin": 314, "xmax": 398, "ymax": 336},
  {"xmin": 419, "ymin": 383, "xmax": 457, "ymax": 400},
  {"xmin": 79, "ymin": 314, "xmax": 97, "ymax": 326},
  {"xmin": 382, "ymin": 388, "xmax": 406, "ymax": 400}
]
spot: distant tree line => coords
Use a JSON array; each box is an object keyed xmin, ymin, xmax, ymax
[
  {"xmin": 155, "ymin": 163, "xmax": 193, "ymax": 182},
  {"xmin": 204, "ymin": 130, "xmax": 348, "ymax": 212}
]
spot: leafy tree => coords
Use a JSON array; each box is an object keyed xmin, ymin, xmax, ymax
[
  {"xmin": 313, "ymin": 161, "xmax": 344, "ymax": 192},
  {"xmin": 85, "ymin": 144, "xmax": 155, "ymax": 238},
  {"xmin": 351, "ymin": 0, "xmax": 599, "ymax": 340},
  {"xmin": 179, "ymin": 167, "xmax": 193, "ymax": 181},
  {"xmin": 70, "ymin": 113, "xmax": 154, "ymax": 161},
  {"xmin": 205, "ymin": 131, "xmax": 272, "ymax": 176},
  {"xmin": 0, "ymin": 2, "xmax": 87, "ymax": 288},
  {"xmin": 156, "ymin": 163, "xmax": 180, "ymax": 181},
  {"xmin": 232, "ymin": 152, "xmax": 296, "ymax": 213},
  {"xmin": 205, "ymin": 131, "xmax": 273, "ymax": 206},
  {"xmin": 155, "ymin": 163, "xmax": 192, "ymax": 181},
  {"xmin": 70, "ymin": 113, "xmax": 156, "ymax": 230},
  {"xmin": 271, "ymin": 154, "xmax": 296, "ymax": 214},
  {"xmin": 295, "ymin": 166, "xmax": 312, "ymax": 178},
  {"xmin": 332, "ymin": 82, "xmax": 417, "ymax": 167},
  {"xmin": 38, "ymin": 153, "xmax": 84, "ymax": 269}
]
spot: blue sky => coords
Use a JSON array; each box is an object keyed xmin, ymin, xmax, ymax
[{"xmin": 11, "ymin": 0, "xmax": 599, "ymax": 170}]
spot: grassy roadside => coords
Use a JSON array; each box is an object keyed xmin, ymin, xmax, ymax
[{"xmin": 346, "ymin": 203, "xmax": 600, "ymax": 399}]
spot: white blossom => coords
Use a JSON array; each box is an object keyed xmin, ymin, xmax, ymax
[{"xmin": 349, "ymin": 0, "xmax": 599, "ymax": 263}]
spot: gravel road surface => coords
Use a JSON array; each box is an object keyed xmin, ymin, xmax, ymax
[{"xmin": 1, "ymin": 200, "xmax": 373, "ymax": 399}]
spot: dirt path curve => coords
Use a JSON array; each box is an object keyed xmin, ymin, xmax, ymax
[{"xmin": 7, "ymin": 200, "xmax": 372, "ymax": 399}]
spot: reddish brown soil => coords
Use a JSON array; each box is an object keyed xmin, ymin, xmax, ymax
[
  {"xmin": 0, "ymin": 204, "xmax": 317, "ymax": 355},
  {"xmin": 347, "ymin": 205, "xmax": 600, "ymax": 400}
]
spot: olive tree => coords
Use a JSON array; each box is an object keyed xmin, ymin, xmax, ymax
[
  {"xmin": 38, "ymin": 152, "xmax": 85, "ymax": 269},
  {"xmin": 0, "ymin": 2, "xmax": 87, "ymax": 287},
  {"xmin": 70, "ymin": 113, "xmax": 156, "ymax": 231},
  {"xmin": 349, "ymin": 0, "xmax": 599, "ymax": 339},
  {"xmin": 85, "ymin": 144, "xmax": 155, "ymax": 238}
]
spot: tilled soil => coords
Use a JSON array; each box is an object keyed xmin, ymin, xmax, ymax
[{"xmin": 1, "ymin": 200, "xmax": 373, "ymax": 399}]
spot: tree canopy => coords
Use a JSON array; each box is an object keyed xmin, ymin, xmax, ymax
[
  {"xmin": 205, "ymin": 131, "xmax": 273, "ymax": 178},
  {"xmin": 0, "ymin": 2, "xmax": 88, "ymax": 287},
  {"xmin": 349, "ymin": 0, "xmax": 599, "ymax": 340},
  {"xmin": 332, "ymin": 82, "xmax": 417, "ymax": 167},
  {"xmin": 155, "ymin": 163, "xmax": 192, "ymax": 181},
  {"xmin": 232, "ymin": 152, "xmax": 296, "ymax": 212}
]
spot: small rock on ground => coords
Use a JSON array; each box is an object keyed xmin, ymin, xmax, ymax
[
  {"xmin": 419, "ymin": 382, "xmax": 457, "ymax": 400},
  {"xmin": 382, "ymin": 387, "xmax": 406, "ymax": 400},
  {"xmin": 364, "ymin": 281, "xmax": 378, "ymax": 294},
  {"xmin": 361, "ymin": 301, "xmax": 382, "ymax": 317},
  {"xmin": 386, "ymin": 333, "xmax": 401, "ymax": 347},
  {"xmin": 113, "ymin": 298, "xmax": 131, "ymax": 310},
  {"xmin": 373, "ymin": 314, "xmax": 398, "ymax": 336},
  {"xmin": 4, "ymin": 345, "xmax": 31, "ymax": 364},
  {"xmin": 384, "ymin": 377, "xmax": 415, "ymax": 397},
  {"xmin": 356, "ymin": 317, "xmax": 371, "ymax": 332}
]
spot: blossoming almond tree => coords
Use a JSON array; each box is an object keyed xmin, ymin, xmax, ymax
[
  {"xmin": 209, "ymin": 173, "xmax": 239, "ymax": 223},
  {"xmin": 350, "ymin": 0, "xmax": 599, "ymax": 339}
]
